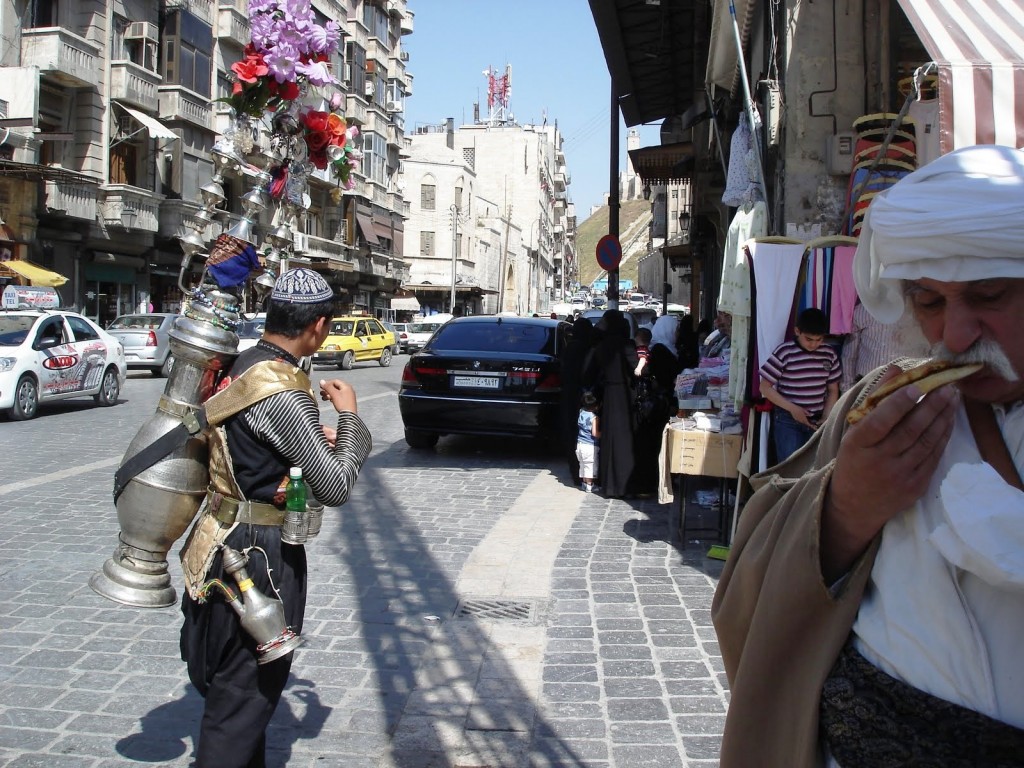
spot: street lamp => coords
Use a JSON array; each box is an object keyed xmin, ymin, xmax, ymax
[{"xmin": 450, "ymin": 204, "xmax": 458, "ymax": 314}]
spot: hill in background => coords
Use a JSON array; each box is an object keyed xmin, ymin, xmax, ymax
[{"xmin": 574, "ymin": 199, "xmax": 651, "ymax": 291}]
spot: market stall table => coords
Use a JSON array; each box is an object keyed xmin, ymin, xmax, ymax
[{"xmin": 658, "ymin": 421, "xmax": 743, "ymax": 547}]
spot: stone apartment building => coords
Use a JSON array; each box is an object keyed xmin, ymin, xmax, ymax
[
  {"xmin": 401, "ymin": 118, "xmax": 576, "ymax": 317},
  {"xmin": 0, "ymin": 0, "xmax": 414, "ymax": 325}
]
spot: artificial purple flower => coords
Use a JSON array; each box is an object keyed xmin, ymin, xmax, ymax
[
  {"xmin": 307, "ymin": 21, "xmax": 341, "ymax": 55},
  {"xmin": 264, "ymin": 42, "xmax": 300, "ymax": 82},
  {"xmin": 296, "ymin": 59, "xmax": 335, "ymax": 87}
]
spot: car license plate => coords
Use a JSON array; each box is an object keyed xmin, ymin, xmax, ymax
[{"xmin": 452, "ymin": 375, "xmax": 500, "ymax": 389}]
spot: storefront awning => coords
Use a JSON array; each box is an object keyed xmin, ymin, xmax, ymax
[
  {"xmin": 116, "ymin": 105, "xmax": 178, "ymax": 141},
  {"xmin": 391, "ymin": 296, "xmax": 420, "ymax": 311},
  {"xmin": 705, "ymin": 0, "xmax": 754, "ymax": 94},
  {"xmin": 355, "ymin": 213, "xmax": 379, "ymax": 245},
  {"xmin": 897, "ymin": 0, "xmax": 1024, "ymax": 152},
  {"xmin": 0, "ymin": 260, "xmax": 68, "ymax": 286},
  {"xmin": 0, "ymin": 259, "xmax": 68, "ymax": 287},
  {"xmin": 628, "ymin": 142, "xmax": 695, "ymax": 184}
]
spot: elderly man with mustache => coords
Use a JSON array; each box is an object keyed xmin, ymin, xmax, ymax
[{"xmin": 712, "ymin": 145, "xmax": 1024, "ymax": 768}]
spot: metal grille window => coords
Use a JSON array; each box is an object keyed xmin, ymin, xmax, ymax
[
  {"xmin": 420, "ymin": 231, "xmax": 435, "ymax": 257},
  {"xmin": 421, "ymin": 183, "xmax": 436, "ymax": 211}
]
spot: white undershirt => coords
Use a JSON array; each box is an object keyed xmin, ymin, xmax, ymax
[
  {"xmin": 825, "ymin": 403, "xmax": 1024, "ymax": 766},
  {"xmin": 852, "ymin": 402, "xmax": 1024, "ymax": 722}
]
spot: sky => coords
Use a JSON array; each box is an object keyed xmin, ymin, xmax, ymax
[{"xmin": 402, "ymin": 0, "xmax": 661, "ymax": 222}]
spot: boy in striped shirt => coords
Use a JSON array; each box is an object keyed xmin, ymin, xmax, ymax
[{"xmin": 759, "ymin": 308, "xmax": 841, "ymax": 463}]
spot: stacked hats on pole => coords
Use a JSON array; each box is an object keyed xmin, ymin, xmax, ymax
[{"xmin": 843, "ymin": 113, "xmax": 917, "ymax": 237}]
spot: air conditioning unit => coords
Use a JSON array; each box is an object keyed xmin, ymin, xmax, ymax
[
  {"xmin": 125, "ymin": 21, "xmax": 159, "ymax": 43},
  {"xmin": 385, "ymin": 100, "xmax": 401, "ymax": 113},
  {"xmin": 364, "ymin": 82, "xmax": 376, "ymax": 97},
  {"xmin": 291, "ymin": 232, "xmax": 309, "ymax": 253}
]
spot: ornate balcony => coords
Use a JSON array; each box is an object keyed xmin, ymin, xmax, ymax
[
  {"xmin": 110, "ymin": 60, "xmax": 162, "ymax": 113},
  {"xmin": 305, "ymin": 235, "xmax": 355, "ymax": 271},
  {"xmin": 158, "ymin": 199, "xmax": 218, "ymax": 241},
  {"xmin": 158, "ymin": 85, "xmax": 214, "ymax": 131},
  {"xmin": 44, "ymin": 179, "xmax": 99, "ymax": 221},
  {"xmin": 20, "ymin": 28, "xmax": 100, "ymax": 89},
  {"xmin": 345, "ymin": 95, "xmax": 367, "ymax": 126},
  {"xmin": 217, "ymin": 0, "xmax": 250, "ymax": 49},
  {"xmin": 99, "ymin": 185, "xmax": 164, "ymax": 233},
  {"xmin": 165, "ymin": 0, "xmax": 213, "ymax": 25}
]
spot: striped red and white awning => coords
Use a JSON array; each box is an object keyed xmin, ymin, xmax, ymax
[{"xmin": 898, "ymin": 0, "xmax": 1024, "ymax": 153}]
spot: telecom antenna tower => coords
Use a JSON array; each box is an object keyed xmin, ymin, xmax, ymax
[{"xmin": 482, "ymin": 64, "xmax": 512, "ymax": 125}]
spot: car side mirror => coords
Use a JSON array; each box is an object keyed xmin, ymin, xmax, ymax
[{"xmin": 36, "ymin": 335, "xmax": 62, "ymax": 350}]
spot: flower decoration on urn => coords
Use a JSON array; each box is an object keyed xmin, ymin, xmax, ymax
[{"xmin": 225, "ymin": 0, "xmax": 341, "ymax": 117}]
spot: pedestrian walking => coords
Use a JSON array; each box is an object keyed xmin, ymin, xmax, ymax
[
  {"xmin": 178, "ymin": 268, "xmax": 372, "ymax": 768},
  {"xmin": 575, "ymin": 391, "xmax": 601, "ymax": 492}
]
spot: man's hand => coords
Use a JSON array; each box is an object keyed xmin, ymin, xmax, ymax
[
  {"xmin": 821, "ymin": 373, "xmax": 958, "ymax": 579},
  {"xmin": 789, "ymin": 406, "xmax": 816, "ymax": 428},
  {"xmin": 319, "ymin": 379, "xmax": 357, "ymax": 414}
]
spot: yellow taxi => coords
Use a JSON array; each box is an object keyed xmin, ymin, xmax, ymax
[{"xmin": 313, "ymin": 316, "xmax": 396, "ymax": 370}]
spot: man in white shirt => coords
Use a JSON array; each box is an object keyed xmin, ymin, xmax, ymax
[{"xmin": 713, "ymin": 145, "xmax": 1024, "ymax": 767}]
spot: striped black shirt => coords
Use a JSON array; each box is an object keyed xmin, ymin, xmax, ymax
[{"xmin": 760, "ymin": 340, "xmax": 841, "ymax": 414}]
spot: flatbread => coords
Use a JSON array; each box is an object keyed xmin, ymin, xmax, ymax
[{"xmin": 846, "ymin": 361, "xmax": 983, "ymax": 425}]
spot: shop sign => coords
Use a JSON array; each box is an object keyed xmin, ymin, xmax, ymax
[{"xmin": 2, "ymin": 284, "xmax": 61, "ymax": 309}]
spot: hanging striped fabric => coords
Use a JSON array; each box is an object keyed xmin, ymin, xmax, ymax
[{"xmin": 897, "ymin": 0, "xmax": 1024, "ymax": 152}]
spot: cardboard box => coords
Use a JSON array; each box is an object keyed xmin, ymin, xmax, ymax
[{"xmin": 668, "ymin": 428, "xmax": 743, "ymax": 478}]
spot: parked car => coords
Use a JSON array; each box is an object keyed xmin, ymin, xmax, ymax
[
  {"xmin": 404, "ymin": 314, "xmax": 454, "ymax": 353},
  {"xmin": 0, "ymin": 309, "xmax": 127, "ymax": 420},
  {"xmin": 381, "ymin": 321, "xmax": 403, "ymax": 355},
  {"xmin": 626, "ymin": 306, "xmax": 659, "ymax": 330},
  {"xmin": 391, "ymin": 322, "xmax": 410, "ymax": 353},
  {"xmin": 398, "ymin": 315, "xmax": 570, "ymax": 449},
  {"xmin": 235, "ymin": 319, "xmax": 265, "ymax": 352},
  {"xmin": 106, "ymin": 312, "xmax": 176, "ymax": 377},
  {"xmin": 312, "ymin": 316, "xmax": 396, "ymax": 370},
  {"xmin": 581, "ymin": 308, "xmax": 640, "ymax": 339}
]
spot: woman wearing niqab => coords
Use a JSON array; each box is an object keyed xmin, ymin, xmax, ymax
[{"xmin": 582, "ymin": 310, "xmax": 637, "ymax": 496}]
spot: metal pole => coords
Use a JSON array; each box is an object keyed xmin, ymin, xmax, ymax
[
  {"xmin": 449, "ymin": 204, "xmax": 458, "ymax": 313},
  {"xmin": 729, "ymin": 0, "xmax": 771, "ymax": 232},
  {"xmin": 608, "ymin": 83, "xmax": 620, "ymax": 310}
]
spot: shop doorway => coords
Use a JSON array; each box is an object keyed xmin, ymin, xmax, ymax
[{"xmin": 86, "ymin": 281, "xmax": 136, "ymax": 328}]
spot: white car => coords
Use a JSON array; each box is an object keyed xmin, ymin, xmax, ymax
[
  {"xmin": 405, "ymin": 314, "xmax": 454, "ymax": 354},
  {"xmin": 0, "ymin": 309, "xmax": 127, "ymax": 420}
]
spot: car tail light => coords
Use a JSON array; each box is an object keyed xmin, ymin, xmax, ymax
[
  {"xmin": 400, "ymin": 362, "xmax": 420, "ymax": 387},
  {"xmin": 535, "ymin": 371, "xmax": 562, "ymax": 392},
  {"xmin": 146, "ymin": 331, "xmax": 158, "ymax": 347}
]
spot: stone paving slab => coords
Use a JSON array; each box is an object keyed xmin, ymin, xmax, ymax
[{"xmin": 0, "ymin": 369, "xmax": 727, "ymax": 767}]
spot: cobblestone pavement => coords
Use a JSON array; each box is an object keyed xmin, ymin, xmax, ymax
[{"xmin": 0, "ymin": 364, "xmax": 727, "ymax": 767}]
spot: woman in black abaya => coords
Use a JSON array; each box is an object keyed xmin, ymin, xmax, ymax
[{"xmin": 582, "ymin": 310, "xmax": 637, "ymax": 497}]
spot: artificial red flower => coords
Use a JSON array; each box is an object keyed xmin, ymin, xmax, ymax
[
  {"xmin": 309, "ymin": 148, "xmax": 329, "ymax": 169},
  {"xmin": 231, "ymin": 53, "xmax": 269, "ymax": 84},
  {"xmin": 302, "ymin": 110, "xmax": 329, "ymax": 133},
  {"xmin": 232, "ymin": 81, "xmax": 244, "ymax": 96},
  {"xmin": 278, "ymin": 81, "xmax": 300, "ymax": 101},
  {"xmin": 305, "ymin": 129, "xmax": 330, "ymax": 152}
]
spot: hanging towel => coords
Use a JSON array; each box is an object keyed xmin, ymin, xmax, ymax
[
  {"xmin": 828, "ymin": 246, "xmax": 859, "ymax": 334},
  {"xmin": 748, "ymin": 241, "xmax": 807, "ymax": 376}
]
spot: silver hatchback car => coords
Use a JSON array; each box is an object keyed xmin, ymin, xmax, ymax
[{"xmin": 106, "ymin": 313, "xmax": 176, "ymax": 377}]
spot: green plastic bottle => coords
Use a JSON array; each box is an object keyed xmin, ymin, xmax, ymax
[{"xmin": 286, "ymin": 467, "xmax": 306, "ymax": 512}]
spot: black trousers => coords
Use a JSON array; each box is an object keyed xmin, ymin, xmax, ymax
[{"xmin": 180, "ymin": 525, "xmax": 307, "ymax": 768}]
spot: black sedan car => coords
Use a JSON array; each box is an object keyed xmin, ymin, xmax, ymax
[{"xmin": 398, "ymin": 315, "xmax": 570, "ymax": 449}]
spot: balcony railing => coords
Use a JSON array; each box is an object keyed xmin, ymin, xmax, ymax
[
  {"xmin": 99, "ymin": 185, "xmax": 164, "ymax": 233},
  {"xmin": 158, "ymin": 199, "xmax": 218, "ymax": 240},
  {"xmin": 165, "ymin": 0, "xmax": 214, "ymax": 24},
  {"xmin": 159, "ymin": 85, "xmax": 214, "ymax": 130},
  {"xmin": 20, "ymin": 28, "xmax": 101, "ymax": 89},
  {"xmin": 345, "ymin": 95, "xmax": 367, "ymax": 126},
  {"xmin": 305, "ymin": 234, "xmax": 355, "ymax": 271},
  {"xmin": 217, "ymin": 1, "xmax": 250, "ymax": 48},
  {"xmin": 400, "ymin": 9, "xmax": 414, "ymax": 35},
  {"xmin": 44, "ymin": 179, "xmax": 99, "ymax": 221},
  {"xmin": 110, "ymin": 60, "xmax": 162, "ymax": 113}
]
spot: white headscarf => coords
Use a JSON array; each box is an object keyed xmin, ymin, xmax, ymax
[
  {"xmin": 854, "ymin": 145, "xmax": 1024, "ymax": 324},
  {"xmin": 650, "ymin": 315, "xmax": 679, "ymax": 356}
]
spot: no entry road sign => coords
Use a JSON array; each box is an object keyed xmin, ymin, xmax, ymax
[{"xmin": 595, "ymin": 234, "xmax": 622, "ymax": 271}]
